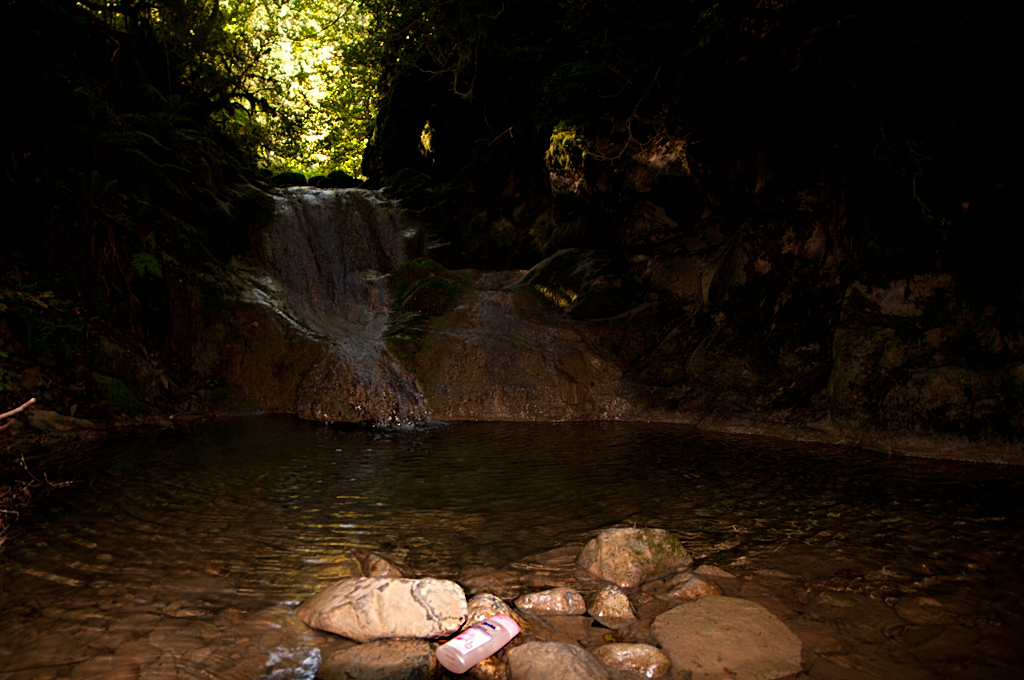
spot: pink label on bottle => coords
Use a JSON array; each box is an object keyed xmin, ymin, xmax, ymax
[{"xmin": 452, "ymin": 626, "xmax": 492, "ymax": 652}]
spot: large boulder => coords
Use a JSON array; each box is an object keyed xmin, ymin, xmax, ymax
[
  {"xmin": 507, "ymin": 641, "xmax": 610, "ymax": 680},
  {"xmin": 577, "ymin": 527, "xmax": 693, "ymax": 589},
  {"xmin": 651, "ymin": 596, "xmax": 802, "ymax": 680},
  {"xmin": 317, "ymin": 640, "xmax": 439, "ymax": 680},
  {"xmin": 295, "ymin": 577, "xmax": 467, "ymax": 642}
]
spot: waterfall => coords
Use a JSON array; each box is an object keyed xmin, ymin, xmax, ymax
[{"xmin": 243, "ymin": 187, "xmax": 429, "ymax": 427}]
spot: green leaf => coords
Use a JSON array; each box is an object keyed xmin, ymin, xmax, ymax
[{"xmin": 130, "ymin": 253, "xmax": 164, "ymax": 279}]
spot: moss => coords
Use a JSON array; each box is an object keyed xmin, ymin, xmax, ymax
[
  {"xmin": 388, "ymin": 258, "xmax": 454, "ymax": 301},
  {"xmin": 398, "ymin": 276, "xmax": 470, "ymax": 317},
  {"xmin": 93, "ymin": 372, "xmax": 149, "ymax": 416},
  {"xmin": 199, "ymin": 385, "xmax": 261, "ymax": 412},
  {"xmin": 385, "ymin": 258, "xmax": 470, "ymax": 368}
]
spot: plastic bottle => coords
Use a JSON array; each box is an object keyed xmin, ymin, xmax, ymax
[{"xmin": 436, "ymin": 613, "xmax": 521, "ymax": 673}]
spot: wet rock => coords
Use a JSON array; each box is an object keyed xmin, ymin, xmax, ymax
[
  {"xmin": 804, "ymin": 591, "xmax": 864, "ymax": 622},
  {"xmin": 895, "ymin": 596, "xmax": 959, "ymax": 625},
  {"xmin": 651, "ymin": 596, "xmax": 802, "ymax": 680},
  {"xmin": 466, "ymin": 654, "xmax": 507, "ymax": 680},
  {"xmin": 587, "ymin": 585, "xmax": 637, "ymax": 630},
  {"xmin": 27, "ymin": 409, "xmax": 97, "ymax": 433},
  {"xmin": 692, "ymin": 565, "xmax": 735, "ymax": 579},
  {"xmin": 353, "ymin": 549, "xmax": 406, "ymax": 577},
  {"xmin": 528, "ymin": 615, "xmax": 606, "ymax": 647},
  {"xmin": 592, "ymin": 643, "xmax": 673, "ymax": 678},
  {"xmin": 411, "ymin": 286, "xmax": 633, "ymax": 422},
  {"xmin": 507, "ymin": 641, "xmax": 610, "ymax": 680},
  {"xmin": 458, "ymin": 567, "xmax": 523, "ymax": 600},
  {"xmin": 515, "ymin": 586, "xmax": 586, "ymax": 616},
  {"xmin": 465, "ymin": 593, "xmax": 518, "ymax": 628},
  {"xmin": 317, "ymin": 639, "xmax": 439, "ymax": 680},
  {"xmin": 660, "ymin": 574, "xmax": 722, "ymax": 602},
  {"xmin": 577, "ymin": 528, "xmax": 693, "ymax": 589},
  {"xmin": 295, "ymin": 577, "xmax": 467, "ymax": 642}
]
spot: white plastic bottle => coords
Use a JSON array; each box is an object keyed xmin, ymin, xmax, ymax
[{"xmin": 436, "ymin": 613, "xmax": 521, "ymax": 673}]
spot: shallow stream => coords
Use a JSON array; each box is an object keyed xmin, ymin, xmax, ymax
[{"xmin": 1, "ymin": 417, "xmax": 1022, "ymax": 678}]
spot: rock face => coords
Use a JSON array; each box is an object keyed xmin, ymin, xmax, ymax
[
  {"xmin": 577, "ymin": 527, "xmax": 693, "ymax": 589},
  {"xmin": 652, "ymin": 596, "xmax": 802, "ymax": 680},
  {"xmin": 189, "ymin": 187, "xmax": 430, "ymax": 425},
  {"xmin": 184, "ymin": 185, "xmax": 1024, "ymax": 463},
  {"xmin": 507, "ymin": 641, "xmax": 610, "ymax": 680},
  {"xmin": 317, "ymin": 639, "xmax": 439, "ymax": 680},
  {"xmin": 295, "ymin": 577, "xmax": 467, "ymax": 642},
  {"xmin": 411, "ymin": 279, "xmax": 634, "ymax": 422}
]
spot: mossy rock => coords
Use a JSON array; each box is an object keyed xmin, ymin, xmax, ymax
[
  {"xmin": 328, "ymin": 169, "xmax": 361, "ymax": 188},
  {"xmin": 93, "ymin": 372, "xmax": 149, "ymax": 416},
  {"xmin": 388, "ymin": 258, "xmax": 456, "ymax": 301},
  {"xmin": 398, "ymin": 275, "xmax": 470, "ymax": 317},
  {"xmin": 270, "ymin": 171, "xmax": 308, "ymax": 187},
  {"xmin": 521, "ymin": 248, "xmax": 638, "ymax": 319}
]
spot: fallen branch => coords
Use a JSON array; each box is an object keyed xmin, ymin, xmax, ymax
[
  {"xmin": 1, "ymin": 397, "xmax": 36, "ymax": 421},
  {"xmin": 0, "ymin": 397, "xmax": 36, "ymax": 431}
]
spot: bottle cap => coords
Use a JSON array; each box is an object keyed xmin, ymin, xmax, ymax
[{"xmin": 489, "ymin": 613, "xmax": 520, "ymax": 637}]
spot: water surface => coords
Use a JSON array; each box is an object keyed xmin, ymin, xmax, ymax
[{"xmin": 1, "ymin": 417, "xmax": 1021, "ymax": 678}]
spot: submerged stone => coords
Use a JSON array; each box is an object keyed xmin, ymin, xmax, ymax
[
  {"xmin": 651, "ymin": 596, "xmax": 802, "ymax": 680},
  {"xmin": 661, "ymin": 574, "xmax": 723, "ymax": 601},
  {"xmin": 507, "ymin": 641, "xmax": 610, "ymax": 680},
  {"xmin": 295, "ymin": 577, "xmax": 467, "ymax": 642},
  {"xmin": 317, "ymin": 639, "xmax": 439, "ymax": 680}
]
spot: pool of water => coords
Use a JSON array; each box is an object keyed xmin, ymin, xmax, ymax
[{"xmin": 1, "ymin": 417, "xmax": 1022, "ymax": 678}]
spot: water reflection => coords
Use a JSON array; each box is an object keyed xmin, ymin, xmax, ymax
[{"xmin": 0, "ymin": 417, "xmax": 1021, "ymax": 678}]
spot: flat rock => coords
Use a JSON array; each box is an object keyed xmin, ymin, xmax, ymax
[
  {"xmin": 507, "ymin": 641, "xmax": 610, "ymax": 680},
  {"xmin": 28, "ymin": 409, "xmax": 97, "ymax": 433},
  {"xmin": 515, "ymin": 586, "xmax": 586, "ymax": 616},
  {"xmin": 577, "ymin": 527, "xmax": 693, "ymax": 589},
  {"xmin": 295, "ymin": 577, "xmax": 467, "ymax": 642},
  {"xmin": 317, "ymin": 639, "xmax": 439, "ymax": 680},
  {"xmin": 651, "ymin": 596, "xmax": 802, "ymax": 680}
]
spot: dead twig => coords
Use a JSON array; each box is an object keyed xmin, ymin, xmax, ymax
[{"xmin": 0, "ymin": 397, "xmax": 36, "ymax": 422}]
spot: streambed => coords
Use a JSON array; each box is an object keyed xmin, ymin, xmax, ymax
[{"xmin": 0, "ymin": 417, "xmax": 1021, "ymax": 678}]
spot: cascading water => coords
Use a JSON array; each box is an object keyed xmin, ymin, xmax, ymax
[{"xmin": 241, "ymin": 187, "xmax": 429, "ymax": 426}]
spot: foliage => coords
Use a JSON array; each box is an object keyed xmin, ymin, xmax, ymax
[
  {"xmin": 0, "ymin": 282, "xmax": 93, "ymax": 372},
  {"xmin": 92, "ymin": 373, "xmax": 149, "ymax": 416},
  {"xmin": 358, "ymin": 0, "xmax": 1012, "ymax": 281}
]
